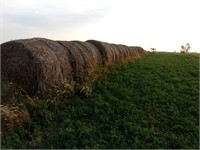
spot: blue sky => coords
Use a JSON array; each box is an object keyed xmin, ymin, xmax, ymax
[{"xmin": 1, "ymin": 0, "xmax": 200, "ymax": 52}]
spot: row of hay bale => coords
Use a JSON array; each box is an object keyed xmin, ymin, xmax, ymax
[
  {"xmin": 87, "ymin": 40, "xmax": 145, "ymax": 64},
  {"xmin": 1, "ymin": 38, "xmax": 146, "ymax": 95}
]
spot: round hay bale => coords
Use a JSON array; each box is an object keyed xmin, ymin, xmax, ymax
[
  {"xmin": 112, "ymin": 44, "xmax": 124, "ymax": 61},
  {"xmin": 137, "ymin": 46, "xmax": 146, "ymax": 56},
  {"xmin": 1, "ymin": 41, "xmax": 41, "ymax": 94},
  {"xmin": 126, "ymin": 47, "xmax": 135, "ymax": 58},
  {"xmin": 133, "ymin": 46, "xmax": 145, "ymax": 57},
  {"xmin": 71, "ymin": 41, "xmax": 100, "ymax": 77},
  {"xmin": 124, "ymin": 45, "xmax": 131, "ymax": 58},
  {"xmin": 72, "ymin": 41, "xmax": 103, "ymax": 66},
  {"xmin": 110, "ymin": 44, "xmax": 121, "ymax": 62},
  {"xmin": 136, "ymin": 47, "xmax": 141, "ymax": 55},
  {"xmin": 86, "ymin": 40, "xmax": 116, "ymax": 65},
  {"xmin": 58, "ymin": 40, "xmax": 104, "ymax": 80},
  {"xmin": 57, "ymin": 41, "xmax": 86, "ymax": 80},
  {"xmin": 129, "ymin": 46, "xmax": 139, "ymax": 57},
  {"xmin": 120, "ymin": 45, "xmax": 131, "ymax": 61},
  {"xmin": 117, "ymin": 45, "xmax": 124, "ymax": 60},
  {"xmin": 1, "ymin": 38, "xmax": 73, "ymax": 94},
  {"xmin": 131, "ymin": 47, "xmax": 136, "ymax": 55}
]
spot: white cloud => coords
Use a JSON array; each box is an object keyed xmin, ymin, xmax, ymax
[{"xmin": 1, "ymin": 0, "xmax": 200, "ymax": 52}]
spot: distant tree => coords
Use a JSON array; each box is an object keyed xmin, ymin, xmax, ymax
[
  {"xmin": 180, "ymin": 43, "xmax": 191, "ymax": 53},
  {"xmin": 150, "ymin": 48, "xmax": 156, "ymax": 53},
  {"xmin": 185, "ymin": 43, "xmax": 191, "ymax": 53},
  {"xmin": 180, "ymin": 45, "xmax": 185, "ymax": 53}
]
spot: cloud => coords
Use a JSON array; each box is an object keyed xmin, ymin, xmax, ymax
[
  {"xmin": 3, "ymin": 9, "xmax": 109, "ymax": 29},
  {"xmin": 1, "ymin": 0, "xmax": 200, "ymax": 52},
  {"xmin": 1, "ymin": 0, "xmax": 110, "ymax": 42},
  {"xmin": 2, "ymin": 0, "xmax": 110, "ymax": 29}
]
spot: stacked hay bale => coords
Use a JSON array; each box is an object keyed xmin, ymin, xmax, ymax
[{"xmin": 1, "ymin": 38, "xmax": 146, "ymax": 95}]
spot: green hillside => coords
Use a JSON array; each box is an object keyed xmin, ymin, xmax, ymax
[{"xmin": 1, "ymin": 53, "xmax": 199, "ymax": 149}]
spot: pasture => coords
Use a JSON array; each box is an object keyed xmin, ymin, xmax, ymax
[{"xmin": 1, "ymin": 52, "xmax": 199, "ymax": 149}]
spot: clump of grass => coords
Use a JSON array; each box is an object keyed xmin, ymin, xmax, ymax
[{"xmin": 1, "ymin": 105, "xmax": 31, "ymax": 136}]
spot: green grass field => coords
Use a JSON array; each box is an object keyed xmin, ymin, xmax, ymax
[{"xmin": 1, "ymin": 53, "xmax": 199, "ymax": 149}]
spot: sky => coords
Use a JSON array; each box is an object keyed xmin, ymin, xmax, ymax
[{"xmin": 1, "ymin": 0, "xmax": 200, "ymax": 52}]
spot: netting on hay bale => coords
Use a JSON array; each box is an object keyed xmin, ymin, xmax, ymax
[{"xmin": 1, "ymin": 38, "xmax": 73, "ymax": 94}]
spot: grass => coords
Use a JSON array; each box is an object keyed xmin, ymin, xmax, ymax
[{"xmin": 1, "ymin": 52, "xmax": 199, "ymax": 149}]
